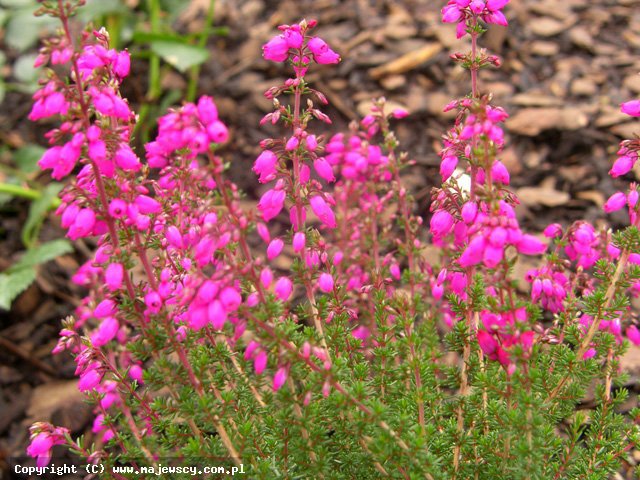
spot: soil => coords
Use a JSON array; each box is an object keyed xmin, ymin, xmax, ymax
[{"xmin": 2, "ymin": 0, "xmax": 640, "ymax": 478}]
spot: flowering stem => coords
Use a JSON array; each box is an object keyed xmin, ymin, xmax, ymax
[{"xmin": 547, "ymin": 249, "xmax": 629, "ymax": 402}]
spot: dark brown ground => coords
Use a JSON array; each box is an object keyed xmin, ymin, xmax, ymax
[{"xmin": 2, "ymin": 0, "xmax": 640, "ymax": 478}]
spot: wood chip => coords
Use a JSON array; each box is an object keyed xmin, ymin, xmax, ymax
[
  {"xmin": 369, "ymin": 43, "xmax": 442, "ymax": 79},
  {"xmin": 506, "ymin": 107, "xmax": 589, "ymax": 136},
  {"xmin": 517, "ymin": 178, "xmax": 571, "ymax": 207}
]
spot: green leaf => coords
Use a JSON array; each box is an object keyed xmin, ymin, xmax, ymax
[
  {"xmin": 79, "ymin": 0, "xmax": 128, "ymax": 20},
  {"xmin": 13, "ymin": 53, "xmax": 41, "ymax": 85},
  {"xmin": 0, "ymin": 0, "xmax": 33, "ymax": 7},
  {"xmin": 132, "ymin": 31, "xmax": 187, "ymax": 44},
  {"xmin": 11, "ymin": 239, "xmax": 72, "ymax": 271},
  {"xmin": 5, "ymin": 8, "xmax": 57, "ymax": 52},
  {"xmin": 13, "ymin": 144, "xmax": 45, "ymax": 174},
  {"xmin": 21, "ymin": 183, "xmax": 62, "ymax": 247},
  {"xmin": 0, "ymin": 268, "xmax": 36, "ymax": 310},
  {"xmin": 150, "ymin": 40, "xmax": 208, "ymax": 73}
]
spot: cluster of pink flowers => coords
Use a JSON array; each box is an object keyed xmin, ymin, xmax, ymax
[
  {"xmin": 27, "ymin": 424, "xmax": 70, "ymax": 467},
  {"xmin": 263, "ymin": 21, "xmax": 340, "ymax": 65},
  {"xmin": 146, "ymin": 95, "xmax": 228, "ymax": 168},
  {"xmin": 441, "ymin": 0, "xmax": 509, "ymax": 37},
  {"xmin": 477, "ymin": 308, "xmax": 534, "ymax": 374}
]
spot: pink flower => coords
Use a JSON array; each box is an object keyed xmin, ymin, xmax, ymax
[
  {"xmin": 105, "ymin": 263, "xmax": 124, "ymax": 291},
  {"xmin": 38, "ymin": 145, "xmax": 77, "ymax": 180},
  {"xmin": 260, "ymin": 267, "xmax": 274, "ymax": 289},
  {"xmin": 263, "ymin": 35, "xmax": 289, "ymax": 62},
  {"xmin": 267, "ymin": 238, "xmax": 284, "ymax": 260},
  {"xmin": 273, "ymin": 367, "xmax": 288, "ymax": 392},
  {"xmin": 293, "ymin": 232, "xmax": 306, "ymax": 253},
  {"xmin": 603, "ymin": 192, "xmax": 627, "ymax": 213},
  {"xmin": 461, "ymin": 202, "xmax": 478, "ymax": 224},
  {"xmin": 517, "ymin": 235, "xmax": 546, "ymax": 255},
  {"xmin": 129, "ymin": 364, "xmax": 143, "ymax": 383},
  {"xmin": 442, "ymin": 4, "xmax": 463, "ymax": 23},
  {"xmin": 309, "ymin": 195, "xmax": 336, "ymax": 228},
  {"xmin": 68, "ymin": 208, "xmax": 96, "ymax": 240},
  {"xmin": 207, "ymin": 120, "xmax": 229, "ymax": 143},
  {"xmin": 477, "ymin": 330, "xmax": 498, "ymax": 356},
  {"xmin": 27, "ymin": 433, "xmax": 54, "ymax": 467},
  {"xmin": 254, "ymin": 150, "xmax": 278, "ymax": 183},
  {"xmin": 307, "ymin": 37, "xmax": 340, "ymax": 64},
  {"xmin": 78, "ymin": 368, "xmax": 103, "ymax": 391},
  {"xmin": 91, "ymin": 316, "xmax": 119, "ymax": 346},
  {"xmin": 208, "ymin": 300, "xmax": 227, "ymax": 329},
  {"xmin": 135, "ymin": 195, "xmax": 162, "ymax": 214},
  {"xmin": 284, "ymin": 26, "xmax": 303, "ymax": 49},
  {"xmin": 610, "ymin": 155, "xmax": 634, "ymax": 177},
  {"xmin": 430, "ymin": 210, "xmax": 454, "ymax": 238},
  {"xmin": 219, "ymin": 287, "xmax": 242, "ymax": 312},
  {"xmin": 258, "ymin": 189, "xmax": 286, "ymax": 222},
  {"xmin": 440, "ymin": 155, "xmax": 458, "ymax": 180},
  {"xmin": 144, "ymin": 291, "xmax": 162, "ymax": 313},
  {"xmin": 314, "ymin": 157, "xmax": 336, "ymax": 182},
  {"xmin": 115, "ymin": 145, "xmax": 141, "ymax": 171},
  {"xmin": 274, "ymin": 277, "xmax": 293, "ymax": 301},
  {"xmin": 621, "ymin": 100, "xmax": 640, "ymax": 117},
  {"xmin": 318, "ymin": 273, "xmax": 334, "ymax": 293},
  {"xmin": 113, "ymin": 50, "xmax": 131, "ymax": 78},
  {"xmin": 254, "ymin": 350, "xmax": 268, "ymax": 374},
  {"xmin": 487, "ymin": 0, "xmax": 509, "ymax": 9},
  {"xmin": 627, "ymin": 325, "xmax": 640, "ymax": 346},
  {"xmin": 470, "ymin": 0, "xmax": 485, "ymax": 14},
  {"xmin": 543, "ymin": 223, "xmax": 562, "ymax": 238},
  {"xmin": 491, "ymin": 161, "xmax": 510, "ymax": 184}
]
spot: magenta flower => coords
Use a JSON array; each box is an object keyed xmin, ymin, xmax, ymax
[
  {"xmin": 254, "ymin": 150, "xmax": 279, "ymax": 183},
  {"xmin": 621, "ymin": 100, "xmax": 640, "ymax": 117},
  {"xmin": 262, "ymin": 35, "xmax": 289, "ymax": 62},
  {"xmin": 604, "ymin": 192, "xmax": 627, "ymax": 213},
  {"xmin": 254, "ymin": 350, "xmax": 268, "ymax": 374},
  {"xmin": 274, "ymin": 277, "xmax": 293, "ymax": 301},
  {"xmin": 208, "ymin": 300, "xmax": 227, "ymax": 329},
  {"xmin": 273, "ymin": 367, "xmax": 288, "ymax": 392},
  {"xmin": 258, "ymin": 189, "xmax": 286, "ymax": 222},
  {"xmin": 293, "ymin": 232, "xmax": 306, "ymax": 252},
  {"xmin": 430, "ymin": 210, "xmax": 454, "ymax": 238},
  {"xmin": 609, "ymin": 155, "xmax": 635, "ymax": 177},
  {"xmin": 314, "ymin": 157, "xmax": 336, "ymax": 182},
  {"xmin": 627, "ymin": 325, "xmax": 640, "ymax": 346},
  {"xmin": 309, "ymin": 195, "xmax": 336, "ymax": 228},
  {"xmin": 27, "ymin": 433, "xmax": 54, "ymax": 467},
  {"xmin": 318, "ymin": 273, "xmax": 334, "ymax": 293},
  {"xmin": 307, "ymin": 37, "xmax": 340, "ymax": 64},
  {"xmin": 105, "ymin": 263, "xmax": 124, "ymax": 291},
  {"xmin": 516, "ymin": 235, "xmax": 546, "ymax": 255},
  {"xmin": 78, "ymin": 368, "xmax": 103, "ymax": 392},
  {"xmin": 267, "ymin": 238, "xmax": 284, "ymax": 260},
  {"xmin": 91, "ymin": 316, "xmax": 119, "ymax": 347}
]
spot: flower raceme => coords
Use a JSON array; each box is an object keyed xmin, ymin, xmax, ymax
[
  {"xmin": 442, "ymin": 0, "xmax": 509, "ymax": 38},
  {"xmin": 24, "ymin": 0, "xmax": 640, "ymax": 478},
  {"xmin": 262, "ymin": 21, "xmax": 340, "ymax": 65}
]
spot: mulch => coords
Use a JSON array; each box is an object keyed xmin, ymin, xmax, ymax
[{"xmin": 2, "ymin": 0, "xmax": 640, "ymax": 477}]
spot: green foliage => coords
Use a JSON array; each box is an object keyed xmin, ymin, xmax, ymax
[{"xmin": 0, "ymin": 239, "xmax": 72, "ymax": 309}]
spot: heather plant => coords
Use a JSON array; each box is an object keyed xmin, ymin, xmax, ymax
[{"xmin": 23, "ymin": 0, "xmax": 640, "ymax": 478}]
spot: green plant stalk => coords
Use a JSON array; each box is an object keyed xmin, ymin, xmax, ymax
[
  {"xmin": 135, "ymin": 0, "xmax": 163, "ymax": 143},
  {"xmin": 0, "ymin": 182, "xmax": 61, "ymax": 207},
  {"xmin": 106, "ymin": 13, "xmax": 123, "ymax": 50},
  {"xmin": 186, "ymin": 0, "xmax": 216, "ymax": 102}
]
